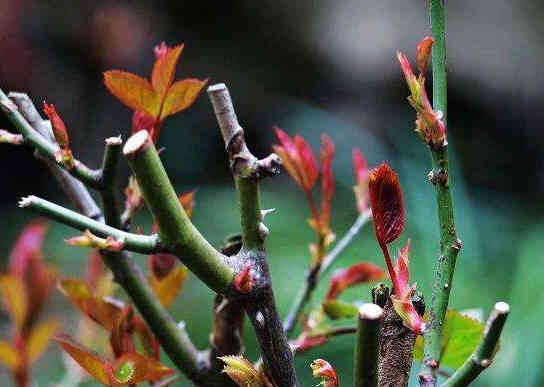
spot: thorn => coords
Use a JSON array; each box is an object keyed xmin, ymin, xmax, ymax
[
  {"xmin": 258, "ymin": 222, "xmax": 269, "ymax": 240},
  {"xmin": 260, "ymin": 208, "xmax": 276, "ymax": 220}
]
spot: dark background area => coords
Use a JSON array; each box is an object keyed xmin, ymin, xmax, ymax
[{"xmin": 1, "ymin": 0, "xmax": 543, "ymax": 386}]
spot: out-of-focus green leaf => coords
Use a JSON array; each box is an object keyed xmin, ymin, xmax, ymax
[
  {"xmin": 322, "ymin": 300, "xmax": 359, "ymax": 320},
  {"xmin": 414, "ymin": 309, "xmax": 484, "ymax": 369}
]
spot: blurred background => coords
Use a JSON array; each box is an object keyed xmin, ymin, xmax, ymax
[{"xmin": 0, "ymin": 0, "xmax": 542, "ymax": 385}]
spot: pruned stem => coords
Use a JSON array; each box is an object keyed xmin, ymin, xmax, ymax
[
  {"xmin": 123, "ymin": 130, "xmax": 234, "ymax": 294},
  {"xmin": 208, "ymin": 83, "xmax": 298, "ymax": 387},
  {"xmin": 19, "ymin": 195, "xmax": 160, "ymax": 253},
  {"xmin": 441, "ymin": 302, "xmax": 509, "ymax": 387},
  {"xmin": 355, "ymin": 304, "xmax": 383, "ymax": 387},
  {"xmin": 284, "ymin": 210, "xmax": 372, "ymax": 337},
  {"xmin": 0, "ymin": 88, "xmax": 102, "ymax": 188},
  {"xmin": 420, "ymin": 1, "xmax": 462, "ymax": 385},
  {"xmin": 99, "ymin": 136, "xmax": 122, "ymax": 227}
]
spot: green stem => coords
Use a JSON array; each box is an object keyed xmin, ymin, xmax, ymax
[
  {"xmin": 19, "ymin": 195, "xmax": 160, "ymax": 254},
  {"xmin": 354, "ymin": 304, "xmax": 383, "ymax": 387},
  {"xmin": 123, "ymin": 131, "xmax": 234, "ymax": 294},
  {"xmin": 442, "ymin": 302, "xmax": 509, "ymax": 387},
  {"xmin": 284, "ymin": 210, "xmax": 372, "ymax": 337},
  {"xmin": 99, "ymin": 137, "xmax": 122, "ymax": 228},
  {"xmin": 421, "ymin": 2, "xmax": 462, "ymax": 385},
  {"xmin": 0, "ymin": 88, "xmax": 102, "ymax": 189},
  {"xmin": 235, "ymin": 176, "xmax": 262, "ymax": 250}
]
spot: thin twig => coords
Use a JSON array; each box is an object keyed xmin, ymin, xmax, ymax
[
  {"xmin": 355, "ymin": 304, "xmax": 383, "ymax": 387},
  {"xmin": 284, "ymin": 210, "xmax": 372, "ymax": 337},
  {"xmin": 420, "ymin": 1, "xmax": 462, "ymax": 385},
  {"xmin": 0, "ymin": 88, "xmax": 102, "ymax": 188},
  {"xmin": 19, "ymin": 195, "xmax": 161, "ymax": 254},
  {"xmin": 441, "ymin": 302, "xmax": 510, "ymax": 387}
]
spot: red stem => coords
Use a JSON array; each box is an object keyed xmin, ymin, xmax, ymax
[{"xmin": 380, "ymin": 243, "xmax": 400, "ymax": 295}]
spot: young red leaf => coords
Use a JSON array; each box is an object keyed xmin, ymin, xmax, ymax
[
  {"xmin": 391, "ymin": 296, "xmax": 426, "ymax": 335},
  {"xmin": 310, "ymin": 359, "xmax": 338, "ymax": 387},
  {"xmin": 132, "ymin": 317, "xmax": 160, "ymax": 360},
  {"xmin": 416, "ymin": 36, "xmax": 435, "ymax": 74},
  {"xmin": 131, "ymin": 110, "xmax": 156, "ymax": 135},
  {"xmin": 65, "ymin": 230, "xmax": 124, "ymax": 252},
  {"xmin": 149, "ymin": 253, "xmax": 178, "ymax": 280},
  {"xmin": 151, "ymin": 43, "xmax": 184, "ymax": 98},
  {"xmin": 179, "ymin": 190, "xmax": 196, "ymax": 218},
  {"xmin": 104, "ymin": 70, "xmax": 160, "ymax": 118},
  {"xmin": 352, "ymin": 148, "xmax": 370, "ymax": 212},
  {"xmin": 326, "ymin": 262, "xmax": 386, "ymax": 300},
  {"xmin": 233, "ymin": 263, "xmax": 253, "ymax": 294},
  {"xmin": 294, "ymin": 135, "xmax": 319, "ymax": 191},
  {"xmin": 85, "ymin": 250, "xmax": 106, "ymax": 289},
  {"xmin": 393, "ymin": 240, "xmax": 412, "ymax": 299},
  {"xmin": 42, "ymin": 102, "xmax": 69, "ymax": 149},
  {"xmin": 368, "ymin": 163, "xmax": 405, "ymax": 247},
  {"xmin": 319, "ymin": 134, "xmax": 335, "ymax": 233},
  {"xmin": 159, "ymin": 78, "xmax": 207, "ymax": 120},
  {"xmin": 293, "ymin": 334, "xmax": 329, "ymax": 353},
  {"xmin": 9, "ymin": 220, "xmax": 48, "ymax": 279},
  {"xmin": 54, "ymin": 334, "xmax": 110, "ymax": 385}
]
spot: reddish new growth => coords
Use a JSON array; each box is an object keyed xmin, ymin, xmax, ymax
[
  {"xmin": 104, "ymin": 41, "xmax": 207, "ymax": 143},
  {"xmin": 352, "ymin": 147, "xmax": 371, "ymax": 212},
  {"xmin": 398, "ymin": 36, "xmax": 447, "ymax": 148},
  {"xmin": 234, "ymin": 263, "xmax": 253, "ymax": 293},
  {"xmin": 368, "ymin": 163, "xmax": 425, "ymax": 334},
  {"xmin": 273, "ymin": 128, "xmax": 336, "ymax": 265},
  {"xmin": 326, "ymin": 262, "xmax": 386, "ymax": 300},
  {"xmin": 311, "ymin": 359, "xmax": 338, "ymax": 387},
  {"xmin": 0, "ymin": 220, "xmax": 59, "ymax": 387},
  {"xmin": 42, "ymin": 101, "xmax": 74, "ymax": 166}
]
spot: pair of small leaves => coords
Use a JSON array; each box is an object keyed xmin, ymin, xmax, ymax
[
  {"xmin": 0, "ymin": 319, "xmax": 59, "ymax": 371},
  {"xmin": 413, "ymin": 309, "xmax": 485, "ymax": 369},
  {"xmin": 55, "ymin": 334, "xmax": 172, "ymax": 385}
]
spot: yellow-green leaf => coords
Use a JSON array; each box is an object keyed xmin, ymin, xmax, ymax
[
  {"xmin": 149, "ymin": 266, "xmax": 188, "ymax": 308},
  {"xmin": 159, "ymin": 78, "xmax": 207, "ymax": 120},
  {"xmin": 104, "ymin": 70, "xmax": 160, "ymax": 118},
  {"xmin": 322, "ymin": 300, "xmax": 359, "ymax": 320},
  {"xmin": 27, "ymin": 318, "xmax": 60, "ymax": 364},
  {"xmin": 0, "ymin": 274, "xmax": 27, "ymax": 330},
  {"xmin": 0, "ymin": 340, "xmax": 19, "ymax": 370},
  {"xmin": 414, "ymin": 309, "xmax": 485, "ymax": 369}
]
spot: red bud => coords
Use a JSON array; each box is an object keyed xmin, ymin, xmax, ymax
[
  {"xmin": 368, "ymin": 163, "xmax": 405, "ymax": 247},
  {"xmin": 43, "ymin": 101, "xmax": 69, "ymax": 149},
  {"xmin": 233, "ymin": 263, "xmax": 253, "ymax": 293},
  {"xmin": 416, "ymin": 36, "xmax": 434, "ymax": 74}
]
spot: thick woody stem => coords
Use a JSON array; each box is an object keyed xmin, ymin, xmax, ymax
[
  {"xmin": 0, "ymin": 88, "xmax": 102, "ymax": 188},
  {"xmin": 354, "ymin": 304, "xmax": 383, "ymax": 387},
  {"xmin": 420, "ymin": 2, "xmax": 463, "ymax": 385},
  {"xmin": 284, "ymin": 210, "xmax": 372, "ymax": 337},
  {"xmin": 208, "ymin": 83, "xmax": 298, "ymax": 387},
  {"xmin": 123, "ymin": 131, "xmax": 234, "ymax": 294},
  {"xmin": 378, "ymin": 299, "xmax": 418, "ymax": 387},
  {"xmin": 441, "ymin": 302, "xmax": 509, "ymax": 387}
]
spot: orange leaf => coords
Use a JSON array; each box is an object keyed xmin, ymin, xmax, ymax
[
  {"xmin": 149, "ymin": 266, "xmax": 188, "ymax": 308},
  {"xmin": 59, "ymin": 279, "xmax": 122, "ymax": 330},
  {"xmin": 0, "ymin": 275, "xmax": 27, "ymax": 330},
  {"xmin": 54, "ymin": 334, "xmax": 110, "ymax": 385},
  {"xmin": 0, "ymin": 340, "xmax": 19, "ymax": 370},
  {"xmin": 326, "ymin": 262, "xmax": 386, "ymax": 300},
  {"xmin": 109, "ymin": 352, "xmax": 174, "ymax": 384},
  {"xmin": 151, "ymin": 44, "xmax": 184, "ymax": 98},
  {"xmin": 27, "ymin": 318, "xmax": 60, "ymax": 364},
  {"xmin": 159, "ymin": 78, "xmax": 207, "ymax": 120},
  {"xmin": 104, "ymin": 70, "xmax": 160, "ymax": 118}
]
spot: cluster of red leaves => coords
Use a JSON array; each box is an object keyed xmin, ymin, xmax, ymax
[
  {"xmin": 57, "ymin": 251, "xmax": 176, "ymax": 385},
  {"xmin": 0, "ymin": 220, "xmax": 59, "ymax": 387},
  {"xmin": 104, "ymin": 42, "xmax": 207, "ymax": 143},
  {"xmin": 398, "ymin": 36, "xmax": 446, "ymax": 147},
  {"xmin": 273, "ymin": 128, "xmax": 335, "ymax": 264},
  {"xmin": 368, "ymin": 163, "xmax": 425, "ymax": 334}
]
